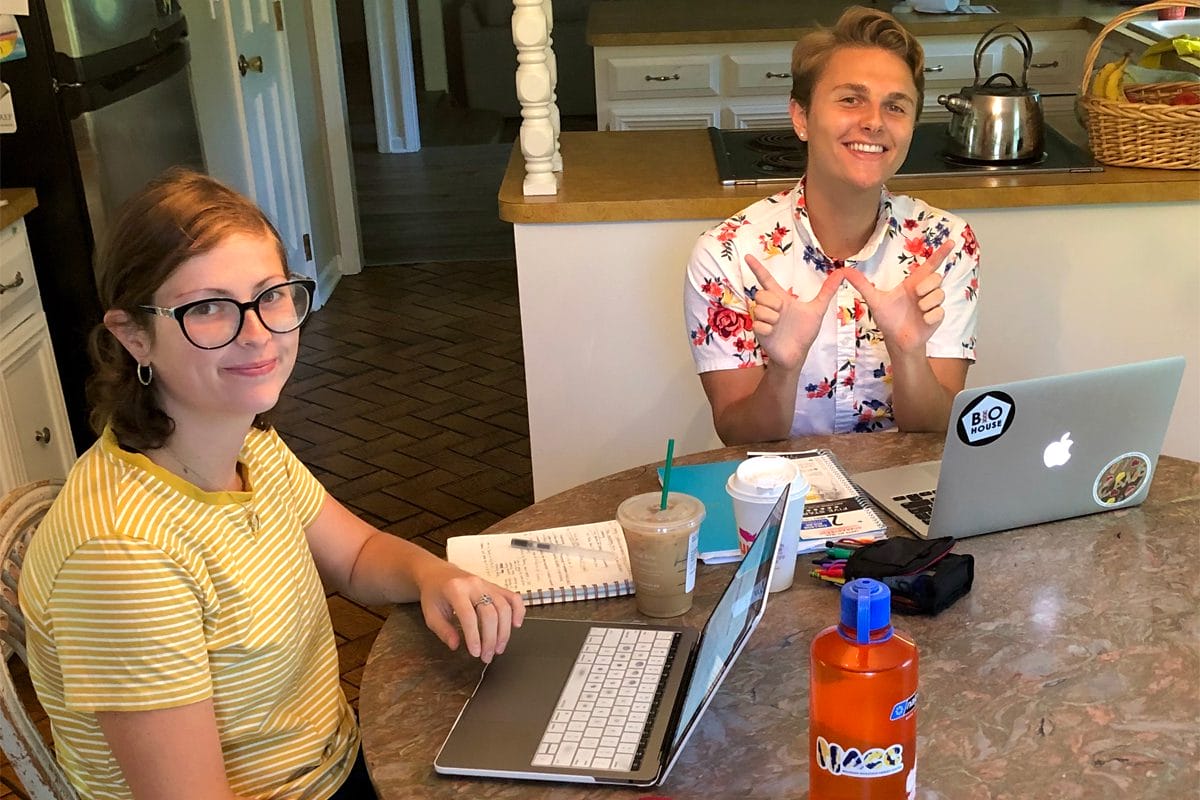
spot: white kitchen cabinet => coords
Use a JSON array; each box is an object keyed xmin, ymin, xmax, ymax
[
  {"xmin": 594, "ymin": 31, "xmax": 1098, "ymax": 129},
  {"xmin": 919, "ymin": 34, "xmax": 1004, "ymax": 122},
  {"xmin": 606, "ymin": 101, "xmax": 721, "ymax": 131},
  {"xmin": 0, "ymin": 218, "xmax": 76, "ymax": 495},
  {"xmin": 723, "ymin": 100, "xmax": 792, "ymax": 129},
  {"xmin": 596, "ymin": 42, "xmax": 792, "ymax": 131},
  {"xmin": 596, "ymin": 36, "xmax": 1009, "ymax": 129}
]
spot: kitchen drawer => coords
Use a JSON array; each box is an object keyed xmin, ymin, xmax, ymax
[
  {"xmin": 723, "ymin": 99, "xmax": 791, "ymax": 129},
  {"xmin": 0, "ymin": 219, "xmax": 41, "ymax": 339},
  {"xmin": 1019, "ymin": 31, "xmax": 1092, "ymax": 96},
  {"xmin": 724, "ymin": 50, "xmax": 794, "ymax": 95},
  {"xmin": 0, "ymin": 312, "xmax": 77, "ymax": 486},
  {"xmin": 603, "ymin": 55, "xmax": 720, "ymax": 100},
  {"xmin": 919, "ymin": 35, "xmax": 1003, "ymax": 101},
  {"xmin": 604, "ymin": 102, "xmax": 720, "ymax": 131}
]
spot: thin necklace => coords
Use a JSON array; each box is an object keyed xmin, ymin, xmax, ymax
[{"xmin": 159, "ymin": 443, "xmax": 261, "ymax": 532}]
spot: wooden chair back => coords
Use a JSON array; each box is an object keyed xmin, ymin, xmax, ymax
[{"xmin": 0, "ymin": 479, "xmax": 78, "ymax": 800}]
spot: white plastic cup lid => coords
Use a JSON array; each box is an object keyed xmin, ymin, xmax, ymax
[
  {"xmin": 616, "ymin": 492, "xmax": 706, "ymax": 534},
  {"xmin": 726, "ymin": 456, "xmax": 809, "ymax": 503}
]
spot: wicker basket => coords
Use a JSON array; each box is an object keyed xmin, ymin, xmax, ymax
[{"xmin": 1078, "ymin": 0, "xmax": 1200, "ymax": 169}]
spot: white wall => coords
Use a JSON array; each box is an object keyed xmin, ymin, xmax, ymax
[
  {"xmin": 515, "ymin": 201, "xmax": 1200, "ymax": 500},
  {"xmin": 416, "ymin": 0, "xmax": 449, "ymax": 92}
]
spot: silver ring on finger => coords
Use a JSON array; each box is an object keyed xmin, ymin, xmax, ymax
[{"xmin": 473, "ymin": 593, "xmax": 494, "ymax": 609}]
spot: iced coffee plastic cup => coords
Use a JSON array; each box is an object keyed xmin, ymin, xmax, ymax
[
  {"xmin": 725, "ymin": 456, "xmax": 810, "ymax": 593},
  {"xmin": 616, "ymin": 492, "xmax": 705, "ymax": 617}
]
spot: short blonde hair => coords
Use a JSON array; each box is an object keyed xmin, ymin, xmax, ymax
[{"xmin": 790, "ymin": 6, "xmax": 926, "ymax": 119}]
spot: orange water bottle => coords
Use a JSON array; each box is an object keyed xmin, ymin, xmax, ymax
[{"xmin": 809, "ymin": 578, "xmax": 918, "ymax": 800}]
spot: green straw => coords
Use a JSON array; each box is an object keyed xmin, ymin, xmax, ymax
[{"xmin": 660, "ymin": 438, "xmax": 675, "ymax": 510}]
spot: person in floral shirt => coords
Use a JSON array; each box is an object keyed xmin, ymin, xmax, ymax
[{"xmin": 684, "ymin": 7, "xmax": 980, "ymax": 444}]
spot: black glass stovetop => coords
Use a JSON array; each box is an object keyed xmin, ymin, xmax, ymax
[{"xmin": 709, "ymin": 122, "xmax": 1103, "ymax": 185}]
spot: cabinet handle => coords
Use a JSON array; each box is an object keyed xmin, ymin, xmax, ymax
[
  {"xmin": 765, "ymin": 71, "xmax": 791, "ymax": 79},
  {"xmin": 34, "ymin": 427, "xmax": 51, "ymax": 445},
  {"xmin": 1030, "ymin": 61, "xmax": 1060, "ymax": 69},
  {"xmin": 0, "ymin": 271, "xmax": 24, "ymax": 294},
  {"xmin": 238, "ymin": 54, "xmax": 264, "ymax": 77},
  {"xmin": 644, "ymin": 73, "xmax": 680, "ymax": 82},
  {"xmin": 924, "ymin": 64, "xmax": 945, "ymax": 73}
]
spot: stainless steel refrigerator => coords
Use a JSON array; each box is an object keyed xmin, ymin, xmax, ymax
[{"xmin": 1, "ymin": 0, "xmax": 205, "ymax": 454}]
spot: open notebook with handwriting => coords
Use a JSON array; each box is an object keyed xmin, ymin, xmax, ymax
[{"xmin": 446, "ymin": 521, "xmax": 634, "ymax": 605}]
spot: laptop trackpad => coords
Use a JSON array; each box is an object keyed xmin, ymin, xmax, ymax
[
  {"xmin": 436, "ymin": 620, "xmax": 586, "ymax": 771},
  {"xmin": 463, "ymin": 619, "xmax": 584, "ymax": 723},
  {"xmin": 855, "ymin": 459, "xmax": 941, "ymax": 497}
]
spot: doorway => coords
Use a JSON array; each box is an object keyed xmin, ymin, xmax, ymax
[
  {"xmin": 336, "ymin": 0, "xmax": 505, "ymax": 149},
  {"xmin": 332, "ymin": 0, "xmax": 601, "ymax": 265}
]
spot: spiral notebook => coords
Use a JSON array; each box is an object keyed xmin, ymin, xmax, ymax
[
  {"xmin": 446, "ymin": 521, "xmax": 634, "ymax": 605},
  {"xmin": 750, "ymin": 449, "xmax": 888, "ymax": 541}
]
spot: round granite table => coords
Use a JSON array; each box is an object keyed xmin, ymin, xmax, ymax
[{"xmin": 360, "ymin": 433, "xmax": 1200, "ymax": 799}]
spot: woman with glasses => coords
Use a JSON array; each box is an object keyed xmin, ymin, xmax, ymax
[{"xmin": 19, "ymin": 168, "xmax": 524, "ymax": 800}]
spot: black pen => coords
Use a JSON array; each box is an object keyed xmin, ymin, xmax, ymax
[{"xmin": 510, "ymin": 538, "xmax": 616, "ymax": 561}]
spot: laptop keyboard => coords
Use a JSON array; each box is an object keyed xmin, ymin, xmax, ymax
[
  {"xmin": 532, "ymin": 627, "xmax": 679, "ymax": 772},
  {"xmin": 895, "ymin": 489, "xmax": 937, "ymax": 525}
]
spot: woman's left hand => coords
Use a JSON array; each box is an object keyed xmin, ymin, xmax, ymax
[
  {"xmin": 415, "ymin": 560, "xmax": 525, "ymax": 663},
  {"xmin": 841, "ymin": 239, "xmax": 953, "ymax": 355}
]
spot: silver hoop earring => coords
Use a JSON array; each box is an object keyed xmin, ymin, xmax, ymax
[{"xmin": 137, "ymin": 363, "xmax": 153, "ymax": 386}]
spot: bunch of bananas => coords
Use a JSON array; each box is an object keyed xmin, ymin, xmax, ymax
[{"xmin": 1090, "ymin": 55, "xmax": 1130, "ymax": 101}]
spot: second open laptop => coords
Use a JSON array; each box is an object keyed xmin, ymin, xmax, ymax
[
  {"xmin": 434, "ymin": 488, "xmax": 789, "ymax": 786},
  {"xmin": 852, "ymin": 357, "xmax": 1185, "ymax": 539}
]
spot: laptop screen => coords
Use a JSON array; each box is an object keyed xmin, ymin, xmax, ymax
[{"xmin": 668, "ymin": 489, "xmax": 786, "ymax": 752}]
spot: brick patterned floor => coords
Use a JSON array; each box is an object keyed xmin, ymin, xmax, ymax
[{"xmin": 1, "ymin": 259, "xmax": 530, "ymax": 798}]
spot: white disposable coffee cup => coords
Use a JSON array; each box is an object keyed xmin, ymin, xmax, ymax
[{"xmin": 725, "ymin": 456, "xmax": 810, "ymax": 593}]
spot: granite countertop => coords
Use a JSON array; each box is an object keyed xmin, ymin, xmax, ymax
[
  {"xmin": 587, "ymin": 0, "xmax": 1158, "ymax": 46},
  {"xmin": 0, "ymin": 188, "xmax": 38, "ymax": 230},
  {"xmin": 360, "ymin": 432, "xmax": 1200, "ymax": 799},
  {"xmin": 497, "ymin": 130, "xmax": 1200, "ymax": 224}
]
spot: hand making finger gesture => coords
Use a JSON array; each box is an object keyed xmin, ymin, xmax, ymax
[
  {"xmin": 840, "ymin": 239, "xmax": 955, "ymax": 355},
  {"xmin": 746, "ymin": 255, "xmax": 845, "ymax": 371}
]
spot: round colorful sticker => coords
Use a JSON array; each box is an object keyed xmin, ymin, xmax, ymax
[{"xmin": 1093, "ymin": 452, "xmax": 1152, "ymax": 507}]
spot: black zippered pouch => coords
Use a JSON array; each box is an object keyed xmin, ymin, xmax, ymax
[{"xmin": 844, "ymin": 537, "xmax": 973, "ymax": 615}]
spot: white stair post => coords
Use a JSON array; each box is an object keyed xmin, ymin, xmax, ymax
[
  {"xmin": 543, "ymin": 0, "xmax": 562, "ymax": 172},
  {"xmin": 513, "ymin": 0, "xmax": 561, "ymax": 195}
]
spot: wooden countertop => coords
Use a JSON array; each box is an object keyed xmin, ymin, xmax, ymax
[
  {"xmin": 0, "ymin": 188, "xmax": 38, "ymax": 230},
  {"xmin": 587, "ymin": 0, "xmax": 1146, "ymax": 46},
  {"xmin": 497, "ymin": 130, "xmax": 1200, "ymax": 224}
]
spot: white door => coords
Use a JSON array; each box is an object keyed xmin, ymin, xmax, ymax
[
  {"xmin": 229, "ymin": 1, "xmax": 315, "ymax": 279},
  {"xmin": 183, "ymin": 0, "xmax": 314, "ymax": 281}
]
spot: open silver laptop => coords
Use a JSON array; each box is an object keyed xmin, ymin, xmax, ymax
[
  {"xmin": 852, "ymin": 357, "xmax": 1185, "ymax": 539},
  {"xmin": 434, "ymin": 489, "xmax": 788, "ymax": 786}
]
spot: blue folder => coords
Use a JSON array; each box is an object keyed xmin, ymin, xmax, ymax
[{"xmin": 656, "ymin": 459, "xmax": 742, "ymax": 563}]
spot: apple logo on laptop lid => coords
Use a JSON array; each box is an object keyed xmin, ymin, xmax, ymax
[{"xmin": 1042, "ymin": 432, "xmax": 1073, "ymax": 468}]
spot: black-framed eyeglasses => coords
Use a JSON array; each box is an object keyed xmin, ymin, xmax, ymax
[{"xmin": 138, "ymin": 277, "xmax": 316, "ymax": 350}]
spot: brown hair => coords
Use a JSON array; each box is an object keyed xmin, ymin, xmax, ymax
[
  {"xmin": 790, "ymin": 6, "xmax": 926, "ymax": 120},
  {"xmin": 87, "ymin": 167, "xmax": 287, "ymax": 451}
]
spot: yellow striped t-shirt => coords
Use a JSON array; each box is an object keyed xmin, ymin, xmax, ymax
[{"xmin": 20, "ymin": 426, "xmax": 358, "ymax": 800}]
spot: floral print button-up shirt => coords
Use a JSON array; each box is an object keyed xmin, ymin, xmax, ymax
[{"xmin": 685, "ymin": 178, "xmax": 980, "ymax": 435}]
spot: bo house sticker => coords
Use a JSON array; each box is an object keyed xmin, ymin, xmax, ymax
[{"xmin": 956, "ymin": 391, "xmax": 1016, "ymax": 446}]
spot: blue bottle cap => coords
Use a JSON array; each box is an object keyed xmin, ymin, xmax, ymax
[{"xmin": 840, "ymin": 578, "xmax": 892, "ymax": 644}]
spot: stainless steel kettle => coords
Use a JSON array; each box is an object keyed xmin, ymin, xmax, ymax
[{"xmin": 937, "ymin": 24, "xmax": 1045, "ymax": 162}]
